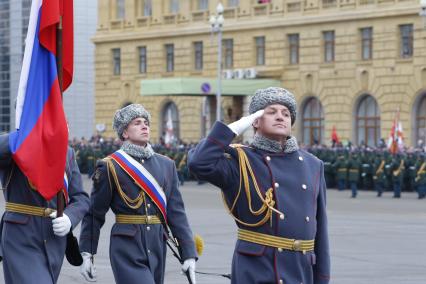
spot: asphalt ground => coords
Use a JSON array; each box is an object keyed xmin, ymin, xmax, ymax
[{"xmin": 0, "ymin": 177, "xmax": 425, "ymax": 284}]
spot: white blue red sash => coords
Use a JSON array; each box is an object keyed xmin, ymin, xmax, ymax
[
  {"xmin": 110, "ymin": 150, "xmax": 167, "ymax": 222},
  {"xmin": 63, "ymin": 173, "xmax": 69, "ymax": 203}
]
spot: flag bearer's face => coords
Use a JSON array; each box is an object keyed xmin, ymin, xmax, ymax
[
  {"xmin": 123, "ymin": 117, "xmax": 150, "ymax": 146},
  {"xmin": 253, "ymin": 104, "xmax": 292, "ymax": 141}
]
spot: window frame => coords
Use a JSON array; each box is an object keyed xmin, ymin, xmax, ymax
[
  {"xmin": 356, "ymin": 95, "xmax": 381, "ymax": 147},
  {"xmin": 255, "ymin": 36, "xmax": 265, "ymax": 66},
  {"xmin": 323, "ymin": 30, "xmax": 335, "ymax": 63},
  {"xmin": 194, "ymin": 41, "xmax": 203, "ymax": 71},
  {"xmin": 138, "ymin": 46, "xmax": 147, "ymax": 74},
  {"xmin": 399, "ymin": 24, "xmax": 413, "ymax": 59},
  {"xmin": 112, "ymin": 48, "xmax": 121, "ymax": 75},
  {"xmin": 360, "ymin": 27, "xmax": 373, "ymax": 60},
  {"xmin": 288, "ymin": 33, "xmax": 299, "ymax": 65},
  {"xmin": 165, "ymin": 44, "xmax": 174, "ymax": 72}
]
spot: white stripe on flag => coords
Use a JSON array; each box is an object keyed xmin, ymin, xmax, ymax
[{"xmin": 15, "ymin": 0, "xmax": 42, "ymax": 129}]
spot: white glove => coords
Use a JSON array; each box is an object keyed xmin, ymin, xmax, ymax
[
  {"xmin": 227, "ymin": 109, "xmax": 264, "ymax": 136},
  {"xmin": 181, "ymin": 258, "xmax": 196, "ymax": 284},
  {"xmin": 49, "ymin": 211, "xmax": 72, "ymax": 237},
  {"xmin": 80, "ymin": 252, "xmax": 97, "ymax": 282}
]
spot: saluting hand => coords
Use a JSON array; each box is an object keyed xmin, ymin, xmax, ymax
[
  {"xmin": 49, "ymin": 211, "xmax": 72, "ymax": 237},
  {"xmin": 227, "ymin": 109, "xmax": 264, "ymax": 136}
]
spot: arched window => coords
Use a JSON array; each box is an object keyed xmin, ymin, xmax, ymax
[
  {"xmin": 161, "ymin": 102, "xmax": 180, "ymax": 144},
  {"xmin": 356, "ymin": 95, "xmax": 380, "ymax": 147},
  {"xmin": 416, "ymin": 94, "xmax": 426, "ymax": 144},
  {"xmin": 302, "ymin": 97, "xmax": 324, "ymax": 145}
]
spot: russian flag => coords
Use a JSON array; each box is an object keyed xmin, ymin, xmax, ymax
[{"xmin": 8, "ymin": 0, "xmax": 73, "ymax": 201}]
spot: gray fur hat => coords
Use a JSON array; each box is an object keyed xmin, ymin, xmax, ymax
[
  {"xmin": 249, "ymin": 87, "xmax": 297, "ymax": 125},
  {"xmin": 113, "ymin": 104, "xmax": 151, "ymax": 140}
]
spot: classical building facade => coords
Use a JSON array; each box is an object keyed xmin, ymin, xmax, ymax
[{"xmin": 94, "ymin": 0, "xmax": 426, "ymax": 147}]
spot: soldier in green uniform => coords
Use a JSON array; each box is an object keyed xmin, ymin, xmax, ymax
[
  {"xmin": 333, "ymin": 150, "xmax": 348, "ymax": 191},
  {"xmin": 391, "ymin": 153, "xmax": 405, "ymax": 198},
  {"xmin": 347, "ymin": 151, "xmax": 361, "ymax": 198},
  {"xmin": 373, "ymin": 151, "xmax": 386, "ymax": 197},
  {"xmin": 383, "ymin": 151, "xmax": 394, "ymax": 192},
  {"xmin": 405, "ymin": 151, "xmax": 418, "ymax": 193},
  {"xmin": 360, "ymin": 150, "xmax": 373, "ymax": 191},
  {"xmin": 323, "ymin": 149, "xmax": 336, "ymax": 189},
  {"xmin": 414, "ymin": 153, "xmax": 426, "ymax": 199}
]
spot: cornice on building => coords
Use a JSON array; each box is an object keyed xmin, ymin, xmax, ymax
[{"xmin": 92, "ymin": 3, "xmax": 419, "ymax": 44}]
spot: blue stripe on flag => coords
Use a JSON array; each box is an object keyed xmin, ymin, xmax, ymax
[{"xmin": 9, "ymin": 9, "xmax": 57, "ymax": 153}]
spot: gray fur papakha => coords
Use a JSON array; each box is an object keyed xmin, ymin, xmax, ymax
[
  {"xmin": 249, "ymin": 87, "xmax": 297, "ymax": 125},
  {"xmin": 113, "ymin": 104, "xmax": 151, "ymax": 140}
]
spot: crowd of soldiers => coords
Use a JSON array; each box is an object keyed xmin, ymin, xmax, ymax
[
  {"xmin": 71, "ymin": 136, "xmax": 426, "ymax": 199},
  {"xmin": 307, "ymin": 144, "xmax": 426, "ymax": 199}
]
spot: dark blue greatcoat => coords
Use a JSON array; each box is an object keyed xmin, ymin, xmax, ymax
[
  {"xmin": 188, "ymin": 122, "xmax": 330, "ymax": 284},
  {"xmin": 79, "ymin": 151, "xmax": 197, "ymax": 284},
  {"xmin": 0, "ymin": 134, "xmax": 90, "ymax": 284}
]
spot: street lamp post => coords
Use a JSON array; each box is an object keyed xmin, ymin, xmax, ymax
[
  {"xmin": 210, "ymin": 3, "xmax": 224, "ymax": 122},
  {"xmin": 421, "ymin": 0, "xmax": 426, "ymax": 28}
]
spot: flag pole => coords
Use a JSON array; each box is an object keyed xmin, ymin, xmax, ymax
[{"xmin": 56, "ymin": 15, "xmax": 65, "ymax": 217}]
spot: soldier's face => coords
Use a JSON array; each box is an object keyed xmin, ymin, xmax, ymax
[
  {"xmin": 253, "ymin": 104, "xmax": 292, "ymax": 141},
  {"xmin": 122, "ymin": 117, "xmax": 150, "ymax": 146}
]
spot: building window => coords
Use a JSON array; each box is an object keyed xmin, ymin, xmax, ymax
[
  {"xmin": 288, "ymin": 33, "xmax": 299, "ymax": 65},
  {"xmin": 165, "ymin": 44, "xmax": 174, "ymax": 72},
  {"xmin": 198, "ymin": 0, "xmax": 209, "ymax": 10},
  {"xmin": 170, "ymin": 0, "xmax": 179, "ymax": 13},
  {"xmin": 161, "ymin": 102, "xmax": 180, "ymax": 144},
  {"xmin": 138, "ymin": 46, "xmax": 147, "ymax": 73},
  {"xmin": 360, "ymin": 27, "xmax": 372, "ymax": 60},
  {"xmin": 194, "ymin": 42, "xmax": 203, "ymax": 70},
  {"xmin": 116, "ymin": 0, "xmax": 125, "ymax": 19},
  {"xmin": 228, "ymin": 0, "xmax": 240, "ymax": 7},
  {"xmin": 223, "ymin": 39, "xmax": 233, "ymax": 69},
  {"xmin": 112, "ymin": 48, "xmax": 121, "ymax": 75},
  {"xmin": 356, "ymin": 95, "xmax": 380, "ymax": 147},
  {"xmin": 302, "ymin": 98, "xmax": 324, "ymax": 145},
  {"xmin": 255, "ymin": 36, "xmax": 265, "ymax": 66},
  {"xmin": 142, "ymin": 0, "xmax": 152, "ymax": 16},
  {"xmin": 416, "ymin": 94, "xmax": 426, "ymax": 145},
  {"xmin": 400, "ymin": 24, "xmax": 413, "ymax": 58},
  {"xmin": 323, "ymin": 31, "xmax": 335, "ymax": 62}
]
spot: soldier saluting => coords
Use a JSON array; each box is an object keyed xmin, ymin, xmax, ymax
[
  {"xmin": 188, "ymin": 87, "xmax": 330, "ymax": 284},
  {"xmin": 79, "ymin": 104, "xmax": 197, "ymax": 283}
]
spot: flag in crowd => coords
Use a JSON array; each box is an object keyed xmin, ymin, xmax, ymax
[
  {"xmin": 8, "ymin": 0, "xmax": 74, "ymax": 200},
  {"xmin": 388, "ymin": 108, "xmax": 404, "ymax": 154},
  {"xmin": 164, "ymin": 108, "xmax": 175, "ymax": 147}
]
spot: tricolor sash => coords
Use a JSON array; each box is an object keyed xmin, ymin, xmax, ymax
[
  {"xmin": 63, "ymin": 173, "xmax": 69, "ymax": 203},
  {"xmin": 109, "ymin": 150, "xmax": 167, "ymax": 222}
]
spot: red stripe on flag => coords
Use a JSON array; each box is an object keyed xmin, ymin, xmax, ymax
[
  {"xmin": 39, "ymin": 0, "xmax": 73, "ymax": 91},
  {"xmin": 13, "ymin": 78, "xmax": 68, "ymax": 200}
]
